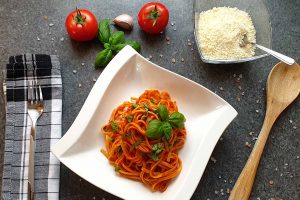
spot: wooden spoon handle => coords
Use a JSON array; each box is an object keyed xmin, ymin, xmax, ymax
[{"xmin": 229, "ymin": 115, "xmax": 276, "ymax": 200}]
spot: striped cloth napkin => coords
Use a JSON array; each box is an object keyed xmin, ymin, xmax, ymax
[{"xmin": 2, "ymin": 54, "xmax": 62, "ymax": 200}]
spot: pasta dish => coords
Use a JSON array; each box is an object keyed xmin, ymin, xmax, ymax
[{"xmin": 101, "ymin": 89, "xmax": 187, "ymax": 192}]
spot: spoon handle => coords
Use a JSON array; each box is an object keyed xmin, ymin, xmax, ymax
[
  {"xmin": 229, "ymin": 115, "xmax": 276, "ymax": 200},
  {"xmin": 256, "ymin": 44, "xmax": 295, "ymax": 65}
]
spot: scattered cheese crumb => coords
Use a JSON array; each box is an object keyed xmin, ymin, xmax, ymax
[
  {"xmin": 245, "ymin": 141, "xmax": 252, "ymax": 148},
  {"xmin": 197, "ymin": 7, "xmax": 256, "ymax": 60},
  {"xmin": 226, "ymin": 188, "xmax": 230, "ymax": 194},
  {"xmin": 210, "ymin": 157, "xmax": 217, "ymax": 163}
]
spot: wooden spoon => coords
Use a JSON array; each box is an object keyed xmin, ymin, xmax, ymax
[{"xmin": 229, "ymin": 62, "xmax": 300, "ymax": 200}]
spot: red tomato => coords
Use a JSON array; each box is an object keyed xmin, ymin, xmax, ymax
[
  {"xmin": 65, "ymin": 8, "xmax": 98, "ymax": 41},
  {"xmin": 138, "ymin": 2, "xmax": 169, "ymax": 34}
]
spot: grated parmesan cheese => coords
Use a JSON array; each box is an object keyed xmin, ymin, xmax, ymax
[{"xmin": 197, "ymin": 7, "xmax": 256, "ymax": 60}]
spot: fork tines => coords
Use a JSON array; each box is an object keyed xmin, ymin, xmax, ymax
[{"xmin": 28, "ymin": 80, "xmax": 43, "ymax": 103}]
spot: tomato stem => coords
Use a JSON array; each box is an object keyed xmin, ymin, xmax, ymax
[
  {"xmin": 146, "ymin": 5, "xmax": 161, "ymax": 26},
  {"xmin": 73, "ymin": 7, "xmax": 86, "ymax": 25}
]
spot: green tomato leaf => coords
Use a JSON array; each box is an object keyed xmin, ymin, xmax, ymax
[
  {"xmin": 109, "ymin": 31, "xmax": 125, "ymax": 45},
  {"xmin": 98, "ymin": 19, "xmax": 111, "ymax": 44},
  {"xmin": 159, "ymin": 121, "xmax": 172, "ymax": 140},
  {"xmin": 95, "ymin": 49, "xmax": 113, "ymax": 68},
  {"xmin": 158, "ymin": 105, "xmax": 168, "ymax": 121},
  {"xmin": 168, "ymin": 112, "xmax": 186, "ymax": 128},
  {"xmin": 125, "ymin": 40, "xmax": 141, "ymax": 52},
  {"xmin": 146, "ymin": 119, "xmax": 163, "ymax": 139}
]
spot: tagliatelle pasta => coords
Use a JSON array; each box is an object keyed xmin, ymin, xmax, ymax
[{"xmin": 101, "ymin": 89, "xmax": 187, "ymax": 192}]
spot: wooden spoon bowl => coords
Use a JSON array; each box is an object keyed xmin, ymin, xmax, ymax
[{"xmin": 229, "ymin": 62, "xmax": 300, "ymax": 200}]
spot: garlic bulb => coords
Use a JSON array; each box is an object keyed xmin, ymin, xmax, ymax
[{"xmin": 113, "ymin": 14, "xmax": 133, "ymax": 31}]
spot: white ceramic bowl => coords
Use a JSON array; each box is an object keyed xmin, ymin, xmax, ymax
[{"xmin": 52, "ymin": 46, "xmax": 238, "ymax": 200}]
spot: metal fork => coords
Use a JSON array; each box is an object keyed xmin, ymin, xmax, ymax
[{"xmin": 27, "ymin": 80, "xmax": 44, "ymax": 200}]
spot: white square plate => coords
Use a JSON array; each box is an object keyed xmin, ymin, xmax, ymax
[{"xmin": 52, "ymin": 46, "xmax": 237, "ymax": 200}]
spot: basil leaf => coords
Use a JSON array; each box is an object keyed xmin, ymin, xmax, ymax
[
  {"xmin": 122, "ymin": 132, "xmax": 132, "ymax": 139},
  {"xmin": 95, "ymin": 49, "xmax": 113, "ymax": 68},
  {"xmin": 159, "ymin": 122, "xmax": 172, "ymax": 140},
  {"xmin": 109, "ymin": 31, "xmax": 125, "ymax": 45},
  {"xmin": 98, "ymin": 19, "xmax": 111, "ymax": 44},
  {"xmin": 150, "ymin": 98, "xmax": 157, "ymax": 104},
  {"xmin": 110, "ymin": 121, "xmax": 119, "ymax": 131},
  {"xmin": 152, "ymin": 107, "xmax": 159, "ymax": 114},
  {"xmin": 132, "ymin": 104, "xmax": 139, "ymax": 109},
  {"xmin": 144, "ymin": 103, "xmax": 149, "ymax": 109},
  {"xmin": 114, "ymin": 166, "xmax": 121, "ymax": 172},
  {"xmin": 117, "ymin": 146, "xmax": 123, "ymax": 155},
  {"xmin": 104, "ymin": 43, "xmax": 111, "ymax": 49},
  {"xmin": 144, "ymin": 103, "xmax": 149, "ymax": 116},
  {"xmin": 168, "ymin": 112, "xmax": 186, "ymax": 128},
  {"xmin": 111, "ymin": 40, "xmax": 141, "ymax": 54},
  {"xmin": 149, "ymin": 152, "xmax": 159, "ymax": 161},
  {"xmin": 130, "ymin": 141, "xmax": 143, "ymax": 151},
  {"xmin": 149, "ymin": 143, "xmax": 164, "ymax": 161},
  {"xmin": 111, "ymin": 43, "xmax": 127, "ymax": 54},
  {"xmin": 146, "ymin": 119, "xmax": 163, "ymax": 139},
  {"xmin": 152, "ymin": 143, "xmax": 164, "ymax": 154},
  {"xmin": 125, "ymin": 40, "xmax": 141, "ymax": 52},
  {"xmin": 158, "ymin": 105, "xmax": 168, "ymax": 121},
  {"xmin": 127, "ymin": 115, "xmax": 133, "ymax": 122}
]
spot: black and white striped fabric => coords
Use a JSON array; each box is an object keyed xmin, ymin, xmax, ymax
[{"xmin": 2, "ymin": 54, "xmax": 62, "ymax": 199}]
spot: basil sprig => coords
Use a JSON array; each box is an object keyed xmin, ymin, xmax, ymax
[
  {"xmin": 146, "ymin": 105, "xmax": 186, "ymax": 140},
  {"xmin": 95, "ymin": 19, "xmax": 141, "ymax": 68}
]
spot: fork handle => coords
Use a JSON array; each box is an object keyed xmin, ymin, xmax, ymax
[
  {"xmin": 28, "ymin": 127, "xmax": 36, "ymax": 200},
  {"xmin": 229, "ymin": 114, "xmax": 276, "ymax": 200}
]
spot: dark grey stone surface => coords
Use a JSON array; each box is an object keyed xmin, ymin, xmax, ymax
[{"xmin": 0, "ymin": 0, "xmax": 299, "ymax": 199}]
